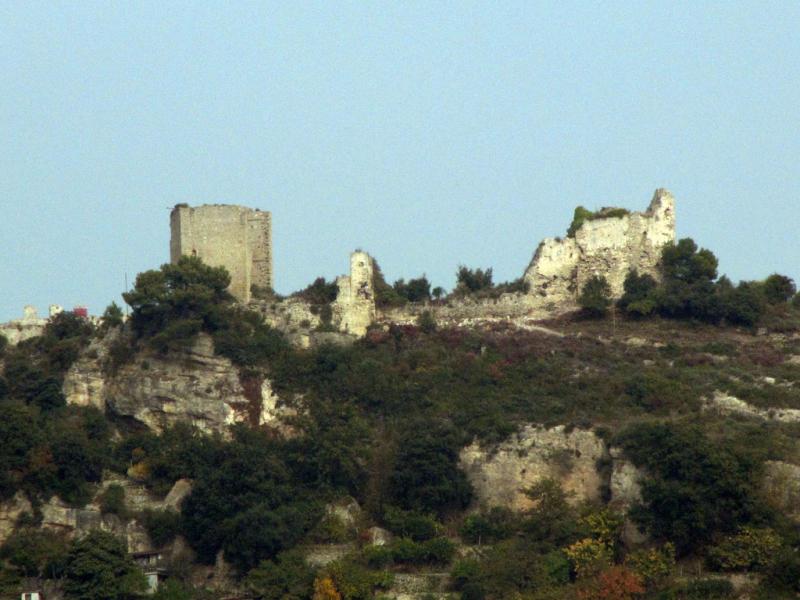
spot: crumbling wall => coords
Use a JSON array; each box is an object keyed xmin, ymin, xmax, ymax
[
  {"xmin": 170, "ymin": 204, "xmax": 272, "ymax": 303},
  {"xmin": 0, "ymin": 305, "xmax": 47, "ymax": 346},
  {"xmin": 332, "ymin": 251, "xmax": 376, "ymax": 336},
  {"xmin": 524, "ymin": 189, "xmax": 675, "ymax": 304}
]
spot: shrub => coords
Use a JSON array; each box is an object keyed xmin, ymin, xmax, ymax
[
  {"xmin": 122, "ymin": 255, "xmax": 232, "ymax": 350},
  {"xmin": 99, "ymin": 484, "xmax": 128, "ymax": 519},
  {"xmin": 101, "ymin": 302, "xmax": 124, "ymax": 329},
  {"xmin": 417, "ymin": 310, "xmax": 437, "ymax": 333},
  {"xmin": 141, "ymin": 509, "xmax": 182, "ymax": 548},
  {"xmin": 246, "ymin": 550, "xmax": 315, "ymax": 600},
  {"xmin": 296, "ymin": 277, "xmax": 339, "ymax": 305},
  {"xmin": 388, "ymin": 421, "xmax": 473, "ymax": 517},
  {"xmin": 63, "ymin": 530, "xmax": 147, "ymax": 600},
  {"xmin": 565, "ymin": 538, "xmax": 613, "ymax": 578},
  {"xmin": 576, "ymin": 565, "xmax": 644, "ymax": 600},
  {"xmin": 615, "ymin": 422, "xmax": 767, "ymax": 555},
  {"xmin": 460, "ymin": 507, "xmax": 518, "ymax": 544},
  {"xmin": 0, "ymin": 528, "xmax": 69, "ymax": 579},
  {"xmin": 625, "ymin": 543, "xmax": 675, "ymax": 586},
  {"xmin": 568, "ymin": 206, "xmax": 630, "ymax": 238},
  {"xmin": 324, "ymin": 559, "xmax": 393, "ymax": 600},
  {"xmin": 578, "ymin": 276, "xmax": 612, "ymax": 318},
  {"xmin": 674, "ymin": 578, "xmax": 734, "ymax": 599},
  {"xmin": 364, "ymin": 537, "xmax": 456, "ymax": 567},
  {"xmin": 383, "ymin": 507, "xmax": 440, "ymax": 541},
  {"xmin": 706, "ymin": 526, "xmax": 781, "ymax": 571},
  {"xmin": 618, "ymin": 271, "xmax": 658, "ymax": 317},
  {"xmin": 393, "ymin": 276, "xmax": 431, "ymax": 303},
  {"xmin": 455, "ymin": 266, "xmax": 494, "ymax": 294},
  {"xmin": 371, "ymin": 261, "xmax": 407, "ymax": 309},
  {"xmin": 762, "ymin": 274, "xmax": 796, "ymax": 305}
]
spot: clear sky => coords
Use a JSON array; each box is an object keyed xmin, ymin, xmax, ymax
[{"xmin": 2, "ymin": 2, "xmax": 798, "ymax": 321}]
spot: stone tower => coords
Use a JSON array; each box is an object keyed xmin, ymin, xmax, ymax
[{"xmin": 170, "ymin": 204, "xmax": 272, "ymax": 303}]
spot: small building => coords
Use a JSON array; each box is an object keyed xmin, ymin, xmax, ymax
[
  {"xmin": 132, "ymin": 551, "xmax": 168, "ymax": 594},
  {"xmin": 21, "ymin": 593, "xmax": 41, "ymax": 600}
]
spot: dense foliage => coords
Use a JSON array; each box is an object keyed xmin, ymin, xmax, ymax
[{"xmin": 3, "ymin": 249, "xmax": 800, "ymax": 599}]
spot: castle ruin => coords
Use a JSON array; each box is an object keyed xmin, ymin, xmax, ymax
[
  {"xmin": 170, "ymin": 204, "xmax": 272, "ymax": 303},
  {"xmin": 523, "ymin": 188, "xmax": 676, "ymax": 305}
]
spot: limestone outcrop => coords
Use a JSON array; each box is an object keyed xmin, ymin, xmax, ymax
[
  {"xmin": 0, "ymin": 476, "xmax": 191, "ymax": 552},
  {"xmin": 459, "ymin": 425, "xmax": 607, "ymax": 511},
  {"xmin": 64, "ymin": 333, "xmax": 285, "ymax": 435},
  {"xmin": 523, "ymin": 189, "xmax": 675, "ymax": 305}
]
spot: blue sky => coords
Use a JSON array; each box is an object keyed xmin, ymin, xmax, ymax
[{"xmin": 1, "ymin": 2, "xmax": 798, "ymax": 321}]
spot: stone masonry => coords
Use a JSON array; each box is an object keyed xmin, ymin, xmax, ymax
[
  {"xmin": 523, "ymin": 188, "xmax": 675, "ymax": 305},
  {"xmin": 170, "ymin": 204, "xmax": 272, "ymax": 303}
]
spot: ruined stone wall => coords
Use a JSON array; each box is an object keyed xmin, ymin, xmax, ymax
[
  {"xmin": 0, "ymin": 305, "xmax": 47, "ymax": 346},
  {"xmin": 170, "ymin": 204, "xmax": 272, "ymax": 303},
  {"xmin": 332, "ymin": 251, "xmax": 376, "ymax": 336},
  {"xmin": 524, "ymin": 189, "xmax": 675, "ymax": 304}
]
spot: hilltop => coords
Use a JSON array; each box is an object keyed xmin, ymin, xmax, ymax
[{"xmin": 1, "ymin": 192, "xmax": 800, "ymax": 600}]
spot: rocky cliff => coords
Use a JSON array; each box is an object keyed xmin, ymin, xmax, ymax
[{"xmin": 64, "ymin": 333, "xmax": 285, "ymax": 435}]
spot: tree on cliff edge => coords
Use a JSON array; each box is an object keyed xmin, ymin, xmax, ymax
[{"xmin": 122, "ymin": 256, "xmax": 233, "ymax": 352}]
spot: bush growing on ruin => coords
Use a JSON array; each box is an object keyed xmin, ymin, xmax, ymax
[
  {"xmin": 567, "ymin": 206, "xmax": 631, "ymax": 238},
  {"xmin": 578, "ymin": 276, "xmax": 611, "ymax": 318},
  {"xmin": 296, "ymin": 277, "xmax": 339, "ymax": 305},
  {"xmin": 371, "ymin": 260, "xmax": 407, "ymax": 308}
]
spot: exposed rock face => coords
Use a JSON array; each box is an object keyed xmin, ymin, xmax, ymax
[
  {"xmin": 523, "ymin": 189, "xmax": 675, "ymax": 305},
  {"xmin": 0, "ymin": 492, "xmax": 33, "ymax": 545},
  {"xmin": 64, "ymin": 333, "xmax": 284, "ymax": 435},
  {"xmin": 705, "ymin": 390, "xmax": 800, "ymax": 424},
  {"xmin": 333, "ymin": 251, "xmax": 377, "ymax": 336},
  {"xmin": 459, "ymin": 425, "xmax": 607, "ymax": 511},
  {"xmin": 763, "ymin": 461, "xmax": 800, "ymax": 522},
  {"xmin": 0, "ymin": 477, "xmax": 191, "ymax": 552},
  {"xmin": 608, "ymin": 447, "xmax": 648, "ymax": 546}
]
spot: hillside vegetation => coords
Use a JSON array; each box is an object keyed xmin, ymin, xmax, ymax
[{"xmin": 1, "ymin": 244, "xmax": 800, "ymax": 600}]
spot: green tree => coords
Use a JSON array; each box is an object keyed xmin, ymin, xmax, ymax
[
  {"xmin": 63, "ymin": 530, "xmax": 146, "ymax": 600},
  {"xmin": 0, "ymin": 529, "xmax": 69, "ymax": 579},
  {"xmin": 389, "ymin": 421, "xmax": 472, "ymax": 517},
  {"xmin": 762, "ymin": 274, "xmax": 796, "ymax": 305},
  {"xmin": 122, "ymin": 255, "xmax": 232, "ymax": 351},
  {"xmin": 101, "ymin": 302, "xmax": 124, "ymax": 329},
  {"xmin": 615, "ymin": 423, "xmax": 767, "ymax": 555},
  {"xmin": 246, "ymin": 550, "xmax": 315, "ymax": 600},
  {"xmin": 455, "ymin": 266, "xmax": 493, "ymax": 294},
  {"xmin": 661, "ymin": 238, "xmax": 718, "ymax": 284},
  {"xmin": 393, "ymin": 276, "xmax": 431, "ymax": 303},
  {"xmin": 295, "ymin": 277, "xmax": 339, "ymax": 305},
  {"xmin": 578, "ymin": 276, "xmax": 612, "ymax": 318},
  {"xmin": 618, "ymin": 271, "xmax": 658, "ymax": 317}
]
